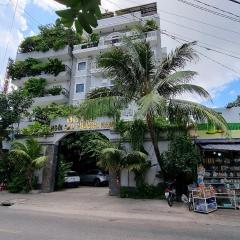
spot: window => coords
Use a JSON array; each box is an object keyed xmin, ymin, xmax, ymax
[
  {"xmin": 78, "ymin": 62, "xmax": 86, "ymax": 71},
  {"xmin": 76, "ymin": 84, "xmax": 84, "ymax": 93}
]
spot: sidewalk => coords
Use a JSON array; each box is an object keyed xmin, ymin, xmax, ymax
[{"xmin": 1, "ymin": 187, "xmax": 240, "ymax": 226}]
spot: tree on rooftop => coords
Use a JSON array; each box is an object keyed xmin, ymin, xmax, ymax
[{"xmin": 78, "ymin": 35, "xmax": 228, "ymax": 181}]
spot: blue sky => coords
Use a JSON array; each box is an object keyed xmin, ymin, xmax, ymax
[{"xmin": 0, "ymin": 0, "xmax": 240, "ymax": 108}]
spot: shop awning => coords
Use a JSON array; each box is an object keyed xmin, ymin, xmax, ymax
[{"xmin": 200, "ymin": 144, "xmax": 240, "ymax": 151}]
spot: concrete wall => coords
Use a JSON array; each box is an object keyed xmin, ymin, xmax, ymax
[{"xmin": 120, "ymin": 139, "xmax": 170, "ymax": 187}]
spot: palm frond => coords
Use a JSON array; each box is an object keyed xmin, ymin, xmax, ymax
[
  {"xmin": 78, "ymin": 96, "xmax": 127, "ymax": 120},
  {"xmin": 169, "ymin": 99, "xmax": 229, "ymax": 133},
  {"xmin": 155, "ymin": 71, "xmax": 197, "ymax": 90},
  {"xmin": 123, "ymin": 151, "xmax": 148, "ymax": 172},
  {"xmin": 32, "ymin": 156, "xmax": 47, "ymax": 169},
  {"xmin": 26, "ymin": 138, "xmax": 42, "ymax": 159},
  {"xmin": 87, "ymin": 87, "xmax": 121, "ymax": 99},
  {"xmin": 136, "ymin": 90, "xmax": 166, "ymax": 118},
  {"xmin": 155, "ymin": 42, "xmax": 198, "ymax": 80},
  {"xmin": 9, "ymin": 149, "xmax": 31, "ymax": 163},
  {"xmin": 98, "ymin": 148, "xmax": 125, "ymax": 173},
  {"xmin": 11, "ymin": 141, "xmax": 28, "ymax": 153},
  {"xmin": 166, "ymin": 84, "xmax": 211, "ymax": 99}
]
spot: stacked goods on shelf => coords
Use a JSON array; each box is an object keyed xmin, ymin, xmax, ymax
[
  {"xmin": 203, "ymin": 155, "xmax": 240, "ymax": 209},
  {"xmin": 192, "ymin": 187, "xmax": 217, "ymax": 213}
]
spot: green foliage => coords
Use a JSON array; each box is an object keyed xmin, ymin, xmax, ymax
[
  {"xmin": 9, "ymin": 58, "xmax": 65, "ymax": 80},
  {"xmin": 32, "ymin": 103, "xmax": 79, "ymax": 122},
  {"xmin": 227, "ymin": 96, "xmax": 240, "ymax": 108},
  {"xmin": 7, "ymin": 175, "xmax": 30, "ymax": 193},
  {"xmin": 79, "ymin": 36, "xmax": 228, "ymax": 181},
  {"xmin": 144, "ymin": 19, "xmax": 158, "ymax": 31},
  {"xmin": 7, "ymin": 138, "xmax": 47, "ymax": 192},
  {"xmin": 45, "ymin": 58, "xmax": 66, "ymax": 76},
  {"xmin": 23, "ymin": 78, "xmax": 47, "ymax": 98},
  {"xmin": 0, "ymin": 89, "xmax": 33, "ymax": 132},
  {"xmin": 46, "ymin": 86, "xmax": 63, "ymax": 96},
  {"xmin": 55, "ymin": 0, "xmax": 101, "ymax": 34},
  {"xmin": 115, "ymin": 120, "xmax": 147, "ymax": 151},
  {"xmin": 160, "ymin": 135, "xmax": 200, "ymax": 180},
  {"xmin": 19, "ymin": 20, "xmax": 81, "ymax": 53},
  {"xmin": 90, "ymin": 32, "xmax": 100, "ymax": 43},
  {"xmin": 21, "ymin": 122, "xmax": 52, "ymax": 136},
  {"xmin": 56, "ymin": 157, "xmax": 72, "ymax": 189},
  {"xmin": 123, "ymin": 151, "xmax": 150, "ymax": 187},
  {"xmin": 120, "ymin": 184, "xmax": 165, "ymax": 199},
  {"xmin": 98, "ymin": 148, "xmax": 125, "ymax": 174}
]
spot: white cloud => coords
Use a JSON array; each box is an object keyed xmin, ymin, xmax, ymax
[{"xmin": 32, "ymin": 0, "xmax": 64, "ymax": 12}]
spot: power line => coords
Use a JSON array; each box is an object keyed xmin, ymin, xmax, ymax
[
  {"xmin": 227, "ymin": 0, "xmax": 240, "ymax": 5},
  {"xmin": 191, "ymin": 0, "xmax": 240, "ymax": 19},
  {"xmin": 161, "ymin": 29, "xmax": 240, "ymax": 58},
  {"xmin": 177, "ymin": 0, "xmax": 240, "ymax": 23},
  {"xmin": 159, "ymin": 10, "xmax": 240, "ymax": 36},
  {"xmin": 0, "ymin": 0, "xmax": 19, "ymax": 77},
  {"xmin": 161, "ymin": 30, "xmax": 240, "ymax": 60},
  {"xmin": 162, "ymin": 30, "xmax": 240, "ymax": 75},
  {"xmin": 161, "ymin": 17, "xmax": 240, "ymax": 47}
]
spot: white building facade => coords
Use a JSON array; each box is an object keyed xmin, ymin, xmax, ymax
[{"xmin": 11, "ymin": 3, "xmax": 169, "ymax": 192}]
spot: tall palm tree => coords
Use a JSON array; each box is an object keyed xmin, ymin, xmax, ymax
[
  {"xmin": 9, "ymin": 138, "xmax": 47, "ymax": 190},
  {"xmin": 79, "ymin": 36, "xmax": 228, "ymax": 180}
]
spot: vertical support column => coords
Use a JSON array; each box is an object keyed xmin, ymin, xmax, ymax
[{"xmin": 41, "ymin": 144, "xmax": 58, "ymax": 193}]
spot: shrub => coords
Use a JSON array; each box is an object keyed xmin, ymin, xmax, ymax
[
  {"xmin": 7, "ymin": 175, "xmax": 30, "ymax": 193},
  {"xmin": 46, "ymin": 86, "xmax": 63, "ymax": 96},
  {"xmin": 120, "ymin": 184, "xmax": 165, "ymax": 199},
  {"xmin": 19, "ymin": 21, "xmax": 81, "ymax": 53},
  {"xmin": 21, "ymin": 122, "xmax": 52, "ymax": 136},
  {"xmin": 9, "ymin": 58, "xmax": 65, "ymax": 80},
  {"xmin": 23, "ymin": 78, "xmax": 47, "ymax": 97}
]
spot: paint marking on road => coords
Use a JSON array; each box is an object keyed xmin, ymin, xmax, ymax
[{"xmin": 0, "ymin": 228, "xmax": 21, "ymax": 234}]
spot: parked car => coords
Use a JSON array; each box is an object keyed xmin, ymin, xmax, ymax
[
  {"xmin": 64, "ymin": 171, "xmax": 80, "ymax": 187},
  {"xmin": 80, "ymin": 169, "xmax": 109, "ymax": 187}
]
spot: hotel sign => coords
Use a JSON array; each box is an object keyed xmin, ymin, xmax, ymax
[{"xmin": 51, "ymin": 116, "xmax": 113, "ymax": 132}]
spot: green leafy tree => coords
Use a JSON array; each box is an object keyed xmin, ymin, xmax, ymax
[
  {"xmin": 19, "ymin": 20, "xmax": 81, "ymax": 53},
  {"xmin": 55, "ymin": 0, "xmax": 101, "ymax": 34},
  {"xmin": 79, "ymin": 36, "xmax": 228, "ymax": 181},
  {"xmin": 0, "ymin": 89, "xmax": 33, "ymax": 134},
  {"xmin": 8, "ymin": 138, "xmax": 47, "ymax": 192},
  {"xmin": 160, "ymin": 135, "xmax": 200, "ymax": 195}
]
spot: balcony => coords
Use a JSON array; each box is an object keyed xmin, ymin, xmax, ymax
[
  {"xmin": 13, "ymin": 68, "xmax": 71, "ymax": 88},
  {"xmin": 73, "ymin": 30, "xmax": 158, "ymax": 58},
  {"xmin": 16, "ymin": 46, "xmax": 72, "ymax": 61},
  {"xmin": 96, "ymin": 12, "xmax": 142, "ymax": 33},
  {"xmin": 32, "ymin": 94, "xmax": 69, "ymax": 107}
]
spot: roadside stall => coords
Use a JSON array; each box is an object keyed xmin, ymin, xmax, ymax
[{"xmin": 196, "ymin": 139, "xmax": 240, "ymax": 209}]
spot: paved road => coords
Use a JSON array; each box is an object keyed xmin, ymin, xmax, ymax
[{"xmin": 0, "ymin": 207, "xmax": 239, "ymax": 240}]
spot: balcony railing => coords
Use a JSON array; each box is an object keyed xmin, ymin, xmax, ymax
[
  {"xmin": 16, "ymin": 46, "xmax": 72, "ymax": 61},
  {"xmin": 32, "ymin": 92, "xmax": 69, "ymax": 107},
  {"xmin": 73, "ymin": 30, "xmax": 158, "ymax": 53},
  {"xmin": 13, "ymin": 65, "xmax": 71, "ymax": 87}
]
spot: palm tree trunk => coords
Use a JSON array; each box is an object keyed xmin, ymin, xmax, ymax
[
  {"xmin": 146, "ymin": 114, "xmax": 166, "ymax": 181},
  {"xmin": 108, "ymin": 170, "xmax": 120, "ymax": 196}
]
